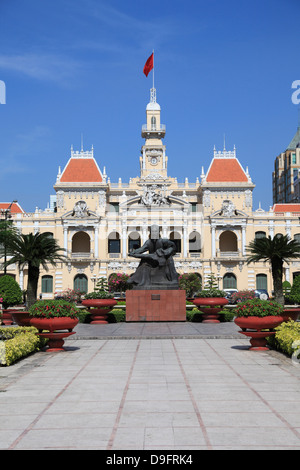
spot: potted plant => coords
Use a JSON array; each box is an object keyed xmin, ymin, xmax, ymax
[
  {"xmin": 0, "ymin": 275, "xmax": 23, "ymax": 325},
  {"xmin": 28, "ymin": 299, "xmax": 80, "ymax": 351},
  {"xmin": 283, "ymin": 276, "xmax": 300, "ymax": 322},
  {"xmin": 179, "ymin": 273, "xmax": 202, "ymax": 300},
  {"xmin": 234, "ymin": 298, "xmax": 284, "ymax": 350},
  {"xmin": 193, "ymin": 274, "xmax": 228, "ymax": 323},
  {"xmin": 82, "ymin": 277, "xmax": 117, "ymax": 324},
  {"xmin": 107, "ymin": 273, "xmax": 131, "ymax": 300}
]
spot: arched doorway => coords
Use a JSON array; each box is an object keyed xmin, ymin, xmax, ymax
[
  {"xmin": 223, "ymin": 273, "xmax": 237, "ymax": 289},
  {"xmin": 256, "ymin": 274, "xmax": 267, "ymax": 290},
  {"xmin": 219, "ymin": 231, "xmax": 238, "ymax": 252},
  {"xmin": 128, "ymin": 231, "xmax": 141, "ymax": 252},
  {"xmin": 189, "ymin": 231, "xmax": 201, "ymax": 253},
  {"xmin": 170, "ymin": 231, "xmax": 181, "ymax": 254},
  {"xmin": 74, "ymin": 274, "xmax": 88, "ymax": 293},
  {"xmin": 108, "ymin": 232, "xmax": 120, "ymax": 254},
  {"xmin": 72, "ymin": 232, "xmax": 90, "ymax": 254}
]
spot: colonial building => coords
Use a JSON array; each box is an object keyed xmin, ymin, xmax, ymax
[{"xmin": 3, "ymin": 88, "xmax": 300, "ymax": 297}]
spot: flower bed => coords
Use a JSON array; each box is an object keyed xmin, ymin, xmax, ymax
[
  {"xmin": 235, "ymin": 298, "xmax": 283, "ymax": 317},
  {"xmin": 0, "ymin": 327, "xmax": 46, "ymax": 366}
]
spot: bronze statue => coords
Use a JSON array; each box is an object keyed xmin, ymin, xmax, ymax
[{"xmin": 127, "ymin": 225, "xmax": 179, "ymax": 290}]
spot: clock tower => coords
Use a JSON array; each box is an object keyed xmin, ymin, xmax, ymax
[{"xmin": 140, "ymin": 88, "xmax": 167, "ymax": 179}]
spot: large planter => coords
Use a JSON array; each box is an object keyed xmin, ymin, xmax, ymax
[
  {"xmin": 2, "ymin": 309, "xmax": 14, "ymax": 325},
  {"xmin": 11, "ymin": 311, "xmax": 31, "ymax": 327},
  {"xmin": 29, "ymin": 316, "xmax": 79, "ymax": 333},
  {"xmin": 282, "ymin": 308, "xmax": 300, "ymax": 322},
  {"xmin": 234, "ymin": 315, "xmax": 284, "ymax": 350},
  {"xmin": 29, "ymin": 316, "xmax": 79, "ymax": 352},
  {"xmin": 82, "ymin": 299, "xmax": 117, "ymax": 324},
  {"xmin": 193, "ymin": 297, "xmax": 228, "ymax": 323}
]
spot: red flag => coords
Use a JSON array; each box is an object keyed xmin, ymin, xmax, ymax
[{"xmin": 143, "ymin": 53, "xmax": 154, "ymax": 77}]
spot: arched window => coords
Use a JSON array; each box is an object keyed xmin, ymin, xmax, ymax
[
  {"xmin": 189, "ymin": 231, "xmax": 201, "ymax": 253},
  {"xmin": 294, "ymin": 233, "xmax": 300, "ymax": 244},
  {"xmin": 41, "ymin": 275, "xmax": 53, "ymax": 293},
  {"xmin": 255, "ymin": 231, "xmax": 266, "ymax": 239},
  {"xmin": 108, "ymin": 232, "xmax": 120, "ymax": 254},
  {"xmin": 219, "ymin": 231, "xmax": 238, "ymax": 252},
  {"xmin": 223, "ymin": 273, "xmax": 237, "ymax": 289},
  {"xmin": 151, "ymin": 116, "xmax": 156, "ymax": 130},
  {"xmin": 74, "ymin": 274, "xmax": 88, "ymax": 293},
  {"xmin": 256, "ymin": 274, "xmax": 267, "ymax": 290},
  {"xmin": 128, "ymin": 231, "xmax": 141, "ymax": 252},
  {"xmin": 72, "ymin": 232, "xmax": 90, "ymax": 254},
  {"xmin": 170, "ymin": 231, "xmax": 181, "ymax": 254}
]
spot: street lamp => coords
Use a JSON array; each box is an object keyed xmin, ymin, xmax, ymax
[{"xmin": 0, "ymin": 200, "xmax": 17, "ymax": 275}]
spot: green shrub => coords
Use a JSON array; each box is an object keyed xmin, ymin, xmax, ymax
[
  {"xmin": 268, "ymin": 320, "xmax": 300, "ymax": 356},
  {"xmin": 108, "ymin": 309, "xmax": 126, "ymax": 323},
  {"xmin": 0, "ymin": 326, "xmax": 46, "ymax": 366},
  {"xmin": 286, "ymin": 276, "xmax": 300, "ymax": 304},
  {"xmin": 0, "ymin": 275, "xmax": 23, "ymax": 309}
]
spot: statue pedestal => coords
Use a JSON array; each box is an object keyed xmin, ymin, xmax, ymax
[{"xmin": 126, "ymin": 289, "xmax": 186, "ymax": 322}]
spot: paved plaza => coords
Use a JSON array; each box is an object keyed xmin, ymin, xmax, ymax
[{"xmin": 0, "ymin": 322, "xmax": 300, "ymax": 450}]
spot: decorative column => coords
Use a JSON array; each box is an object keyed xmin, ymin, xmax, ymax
[
  {"xmin": 63, "ymin": 226, "xmax": 68, "ymax": 253},
  {"xmin": 122, "ymin": 226, "xmax": 127, "ymax": 259},
  {"xmin": 242, "ymin": 224, "xmax": 246, "ymax": 256},
  {"xmin": 94, "ymin": 226, "xmax": 99, "ymax": 258},
  {"xmin": 211, "ymin": 224, "xmax": 216, "ymax": 258},
  {"xmin": 183, "ymin": 223, "xmax": 188, "ymax": 258}
]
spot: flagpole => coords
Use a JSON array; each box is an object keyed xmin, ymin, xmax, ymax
[{"xmin": 153, "ymin": 49, "xmax": 155, "ymax": 90}]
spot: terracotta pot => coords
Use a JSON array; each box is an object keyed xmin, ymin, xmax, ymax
[
  {"xmin": 82, "ymin": 298, "xmax": 117, "ymax": 324},
  {"xmin": 282, "ymin": 308, "xmax": 300, "ymax": 322},
  {"xmin": 37, "ymin": 331, "xmax": 75, "ymax": 352},
  {"xmin": 193, "ymin": 297, "xmax": 228, "ymax": 323},
  {"xmin": 29, "ymin": 316, "xmax": 79, "ymax": 333},
  {"xmin": 1, "ymin": 309, "xmax": 14, "ymax": 325},
  {"xmin": 11, "ymin": 311, "xmax": 31, "ymax": 327},
  {"xmin": 234, "ymin": 315, "xmax": 284, "ymax": 350}
]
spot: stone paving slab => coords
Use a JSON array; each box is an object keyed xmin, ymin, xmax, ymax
[
  {"xmin": 70, "ymin": 320, "xmax": 242, "ymax": 339},
  {"xmin": 0, "ymin": 334, "xmax": 300, "ymax": 451}
]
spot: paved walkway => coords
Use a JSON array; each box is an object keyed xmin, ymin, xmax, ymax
[{"xmin": 0, "ymin": 322, "xmax": 300, "ymax": 450}]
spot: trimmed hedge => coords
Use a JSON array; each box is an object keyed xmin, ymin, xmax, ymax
[
  {"xmin": 268, "ymin": 320, "xmax": 300, "ymax": 356},
  {"xmin": 0, "ymin": 327, "xmax": 46, "ymax": 366}
]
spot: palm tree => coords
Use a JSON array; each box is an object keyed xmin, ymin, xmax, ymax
[
  {"xmin": 246, "ymin": 234, "xmax": 300, "ymax": 305},
  {"xmin": 1, "ymin": 232, "xmax": 66, "ymax": 308}
]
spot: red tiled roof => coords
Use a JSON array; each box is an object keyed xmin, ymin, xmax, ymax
[
  {"xmin": 273, "ymin": 204, "xmax": 300, "ymax": 212},
  {"xmin": 206, "ymin": 158, "xmax": 248, "ymax": 183},
  {"xmin": 60, "ymin": 158, "xmax": 102, "ymax": 183},
  {"xmin": 0, "ymin": 202, "xmax": 24, "ymax": 214}
]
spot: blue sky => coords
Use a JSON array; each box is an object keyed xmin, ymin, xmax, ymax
[{"xmin": 0, "ymin": 0, "xmax": 299, "ymax": 212}]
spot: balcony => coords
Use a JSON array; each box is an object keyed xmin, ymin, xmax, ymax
[
  {"xmin": 141, "ymin": 124, "xmax": 166, "ymax": 138},
  {"xmin": 69, "ymin": 252, "xmax": 94, "ymax": 261}
]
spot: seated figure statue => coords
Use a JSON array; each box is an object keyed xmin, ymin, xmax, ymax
[{"xmin": 127, "ymin": 224, "xmax": 179, "ymax": 290}]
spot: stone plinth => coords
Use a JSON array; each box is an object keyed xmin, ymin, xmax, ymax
[{"xmin": 126, "ymin": 289, "xmax": 186, "ymax": 322}]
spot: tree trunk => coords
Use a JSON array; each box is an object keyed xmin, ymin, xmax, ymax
[
  {"xmin": 272, "ymin": 258, "xmax": 284, "ymax": 305},
  {"xmin": 27, "ymin": 264, "xmax": 40, "ymax": 308}
]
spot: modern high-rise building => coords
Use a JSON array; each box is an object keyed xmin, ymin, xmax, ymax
[{"xmin": 273, "ymin": 126, "xmax": 300, "ymax": 203}]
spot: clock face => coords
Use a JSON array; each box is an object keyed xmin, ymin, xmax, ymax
[{"xmin": 151, "ymin": 157, "xmax": 157, "ymax": 165}]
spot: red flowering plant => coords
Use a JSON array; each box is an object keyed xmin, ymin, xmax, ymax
[
  {"xmin": 28, "ymin": 299, "xmax": 80, "ymax": 319},
  {"xmin": 54, "ymin": 288, "xmax": 84, "ymax": 303},
  {"xmin": 235, "ymin": 298, "xmax": 283, "ymax": 318},
  {"xmin": 108, "ymin": 273, "xmax": 131, "ymax": 293},
  {"xmin": 231, "ymin": 290, "xmax": 255, "ymax": 304}
]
